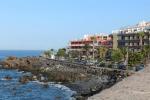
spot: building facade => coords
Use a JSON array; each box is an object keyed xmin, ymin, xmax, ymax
[
  {"xmin": 67, "ymin": 34, "xmax": 113, "ymax": 58},
  {"xmin": 67, "ymin": 21, "xmax": 150, "ymax": 56},
  {"xmin": 68, "ymin": 34, "xmax": 112, "ymax": 51},
  {"xmin": 113, "ymin": 21, "xmax": 150, "ymax": 52}
]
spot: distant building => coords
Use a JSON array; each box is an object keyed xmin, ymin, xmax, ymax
[
  {"xmin": 67, "ymin": 34, "xmax": 113, "ymax": 58},
  {"xmin": 67, "ymin": 21, "xmax": 150, "ymax": 56},
  {"xmin": 112, "ymin": 21, "xmax": 150, "ymax": 52}
]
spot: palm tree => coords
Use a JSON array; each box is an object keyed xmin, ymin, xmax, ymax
[
  {"xmin": 142, "ymin": 45, "xmax": 150, "ymax": 63},
  {"xmin": 83, "ymin": 43, "xmax": 90, "ymax": 60},
  {"xmin": 120, "ymin": 47, "xmax": 128, "ymax": 62},
  {"xmin": 43, "ymin": 50, "xmax": 52, "ymax": 58},
  {"xmin": 98, "ymin": 46, "xmax": 108, "ymax": 61},
  {"xmin": 145, "ymin": 45, "xmax": 150, "ymax": 59},
  {"xmin": 56, "ymin": 48, "xmax": 67, "ymax": 59},
  {"xmin": 111, "ymin": 49, "xmax": 123, "ymax": 62},
  {"xmin": 128, "ymin": 51, "xmax": 143, "ymax": 67},
  {"xmin": 138, "ymin": 31, "xmax": 145, "ymax": 50},
  {"xmin": 90, "ymin": 35, "xmax": 97, "ymax": 60},
  {"xmin": 68, "ymin": 50, "xmax": 79, "ymax": 59}
]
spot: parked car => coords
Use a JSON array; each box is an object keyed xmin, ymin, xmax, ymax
[
  {"xmin": 86, "ymin": 60, "xmax": 98, "ymax": 66},
  {"xmin": 73, "ymin": 59, "xmax": 87, "ymax": 65},
  {"xmin": 118, "ymin": 63, "xmax": 126, "ymax": 70},
  {"xmin": 86, "ymin": 62, "xmax": 94, "ymax": 66},
  {"xmin": 112, "ymin": 62, "xmax": 118, "ymax": 69},
  {"xmin": 78, "ymin": 60, "xmax": 87, "ymax": 65},
  {"xmin": 135, "ymin": 64, "xmax": 144, "ymax": 71}
]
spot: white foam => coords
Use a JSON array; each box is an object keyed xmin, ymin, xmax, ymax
[{"xmin": 31, "ymin": 80, "xmax": 76, "ymax": 93}]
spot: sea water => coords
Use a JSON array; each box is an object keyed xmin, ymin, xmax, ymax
[
  {"xmin": 0, "ymin": 50, "xmax": 75, "ymax": 100},
  {"xmin": 0, "ymin": 50, "xmax": 43, "ymax": 60}
]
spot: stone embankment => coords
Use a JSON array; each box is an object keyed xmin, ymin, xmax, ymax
[
  {"xmin": 88, "ymin": 62, "xmax": 150, "ymax": 100},
  {"xmin": 0, "ymin": 56, "xmax": 131, "ymax": 100}
]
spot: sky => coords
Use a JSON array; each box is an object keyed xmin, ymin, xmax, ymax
[{"xmin": 0, "ymin": 0, "xmax": 150, "ymax": 50}]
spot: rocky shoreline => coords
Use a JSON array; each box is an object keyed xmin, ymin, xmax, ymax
[
  {"xmin": 0, "ymin": 56, "xmax": 131, "ymax": 100},
  {"xmin": 88, "ymin": 62, "xmax": 150, "ymax": 100}
]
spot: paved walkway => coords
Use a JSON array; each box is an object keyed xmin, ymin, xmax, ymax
[{"xmin": 88, "ymin": 63, "xmax": 150, "ymax": 100}]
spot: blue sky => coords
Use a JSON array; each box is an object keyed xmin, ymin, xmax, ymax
[{"xmin": 0, "ymin": 0, "xmax": 150, "ymax": 50}]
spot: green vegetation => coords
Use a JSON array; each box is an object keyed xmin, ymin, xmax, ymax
[
  {"xmin": 128, "ymin": 51, "xmax": 143, "ymax": 66},
  {"xmin": 42, "ymin": 31, "xmax": 149, "ymax": 71},
  {"xmin": 111, "ymin": 49, "xmax": 123, "ymax": 62},
  {"xmin": 119, "ymin": 47, "xmax": 128, "ymax": 61},
  {"xmin": 138, "ymin": 31, "xmax": 145, "ymax": 50},
  {"xmin": 97, "ymin": 46, "xmax": 108, "ymax": 61},
  {"xmin": 43, "ymin": 49, "xmax": 53, "ymax": 58},
  {"xmin": 68, "ymin": 50, "xmax": 79, "ymax": 59},
  {"xmin": 83, "ymin": 43, "xmax": 91, "ymax": 60},
  {"xmin": 56, "ymin": 48, "xmax": 67, "ymax": 59},
  {"xmin": 43, "ymin": 44, "xmax": 150, "ymax": 71},
  {"xmin": 141, "ymin": 45, "xmax": 150, "ymax": 63}
]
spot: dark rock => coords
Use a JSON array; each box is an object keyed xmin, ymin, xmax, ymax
[
  {"xmin": 42, "ymin": 83, "xmax": 49, "ymax": 88},
  {"xmin": 1, "ymin": 57, "xmax": 128, "ymax": 99},
  {"xmin": 75, "ymin": 96, "xmax": 87, "ymax": 100},
  {"xmin": 19, "ymin": 75, "xmax": 32, "ymax": 84},
  {"xmin": 4, "ymin": 75, "xmax": 12, "ymax": 80}
]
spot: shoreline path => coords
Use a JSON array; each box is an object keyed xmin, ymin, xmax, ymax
[{"xmin": 88, "ymin": 63, "xmax": 150, "ymax": 100}]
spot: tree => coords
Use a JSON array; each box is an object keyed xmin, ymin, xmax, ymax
[
  {"xmin": 128, "ymin": 51, "xmax": 143, "ymax": 67},
  {"xmin": 141, "ymin": 45, "xmax": 150, "ymax": 63},
  {"xmin": 111, "ymin": 49, "xmax": 123, "ymax": 62},
  {"xmin": 105, "ymin": 48, "xmax": 113, "ymax": 60},
  {"xmin": 120, "ymin": 47, "xmax": 128, "ymax": 61},
  {"xmin": 43, "ymin": 50, "xmax": 52, "ymax": 58},
  {"xmin": 98, "ymin": 46, "xmax": 108, "ymax": 61},
  {"xmin": 68, "ymin": 50, "xmax": 79, "ymax": 59},
  {"xmin": 138, "ymin": 31, "xmax": 145, "ymax": 50},
  {"xmin": 90, "ymin": 35, "xmax": 97, "ymax": 60},
  {"xmin": 83, "ymin": 43, "xmax": 91, "ymax": 60},
  {"xmin": 146, "ymin": 45, "xmax": 150, "ymax": 59},
  {"xmin": 56, "ymin": 48, "xmax": 66, "ymax": 59}
]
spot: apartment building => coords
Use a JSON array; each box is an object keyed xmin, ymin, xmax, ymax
[
  {"xmin": 67, "ymin": 34, "xmax": 113, "ymax": 56},
  {"xmin": 113, "ymin": 21, "xmax": 150, "ymax": 52}
]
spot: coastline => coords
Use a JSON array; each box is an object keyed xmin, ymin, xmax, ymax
[
  {"xmin": 88, "ymin": 62, "xmax": 150, "ymax": 100},
  {"xmin": 0, "ymin": 56, "xmax": 131, "ymax": 100},
  {"xmin": 0, "ymin": 68, "xmax": 75, "ymax": 100}
]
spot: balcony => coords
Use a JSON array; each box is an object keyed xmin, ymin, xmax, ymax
[
  {"xmin": 69, "ymin": 44, "xmax": 85, "ymax": 47},
  {"xmin": 125, "ymin": 43, "xmax": 129, "ymax": 46},
  {"xmin": 125, "ymin": 37, "xmax": 129, "ymax": 40}
]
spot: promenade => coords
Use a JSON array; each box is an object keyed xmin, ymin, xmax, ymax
[{"xmin": 88, "ymin": 62, "xmax": 150, "ymax": 100}]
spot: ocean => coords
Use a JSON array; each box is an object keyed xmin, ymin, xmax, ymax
[
  {"xmin": 0, "ymin": 50, "xmax": 75, "ymax": 100},
  {"xmin": 0, "ymin": 50, "xmax": 43, "ymax": 60}
]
